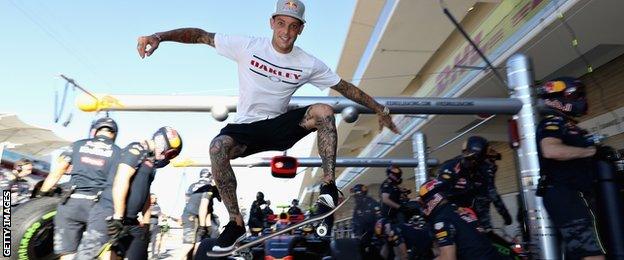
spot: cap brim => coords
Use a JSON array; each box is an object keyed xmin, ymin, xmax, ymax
[{"xmin": 272, "ymin": 12, "xmax": 305, "ymax": 23}]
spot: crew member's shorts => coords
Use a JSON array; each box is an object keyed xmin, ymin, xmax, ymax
[
  {"xmin": 75, "ymin": 204, "xmax": 148, "ymax": 260},
  {"xmin": 54, "ymin": 196, "xmax": 96, "ymax": 254},
  {"xmin": 149, "ymin": 221, "xmax": 160, "ymax": 246},
  {"xmin": 543, "ymin": 185, "xmax": 605, "ymax": 258},
  {"xmin": 217, "ymin": 106, "xmax": 314, "ymax": 157},
  {"xmin": 182, "ymin": 213, "xmax": 199, "ymax": 244}
]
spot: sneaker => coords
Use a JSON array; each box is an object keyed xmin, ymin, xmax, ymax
[
  {"xmin": 211, "ymin": 221, "xmax": 246, "ymax": 252},
  {"xmin": 318, "ymin": 181, "xmax": 339, "ymax": 207},
  {"xmin": 315, "ymin": 181, "xmax": 339, "ymax": 236}
]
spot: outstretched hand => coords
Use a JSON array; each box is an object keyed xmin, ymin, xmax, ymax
[
  {"xmin": 137, "ymin": 35, "xmax": 160, "ymax": 59},
  {"xmin": 378, "ymin": 114, "xmax": 400, "ymax": 134}
]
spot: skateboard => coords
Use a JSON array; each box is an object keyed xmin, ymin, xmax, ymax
[{"xmin": 206, "ymin": 195, "xmax": 350, "ymax": 258}]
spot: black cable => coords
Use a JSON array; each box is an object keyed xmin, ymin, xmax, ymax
[
  {"xmin": 552, "ymin": 0, "xmax": 620, "ymax": 121},
  {"xmin": 438, "ymin": 0, "xmax": 508, "ymax": 90},
  {"xmin": 54, "ymin": 82, "xmax": 70, "ymax": 123},
  {"xmin": 345, "ymin": 68, "xmax": 475, "ymax": 82}
]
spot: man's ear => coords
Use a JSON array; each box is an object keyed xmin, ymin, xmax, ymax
[
  {"xmin": 298, "ymin": 23, "xmax": 305, "ymax": 35},
  {"xmin": 270, "ymin": 17, "xmax": 275, "ymax": 30}
]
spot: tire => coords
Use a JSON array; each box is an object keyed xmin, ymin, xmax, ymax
[
  {"xmin": 9, "ymin": 197, "xmax": 61, "ymax": 260},
  {"xmin": 331, "ymin": 238, "xmax": 362, "ymax": 260}
]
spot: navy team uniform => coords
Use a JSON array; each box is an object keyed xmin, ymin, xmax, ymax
[
  {"xmin": 287, "ymin": 205, "xmax": 303, "ymax": 215},
  {"xmin": 375, "ymin": 217, "xmax": 434, "ymax": 260},
  {"xmin": 182, "ymin": 182, "xmax": 221, "ymax": 243},
  {"xmin": 537, "ymin": 113, "xmax": 605, "ymax": 257},
  {"xmin": 352, "ymin": 194, "xmax": 380, "ymax": 254},
  {"xmin": 429, "ymin": 203, "xmax": 503, "ymax": 259},
  {"xmin": 472, "ymin": 159, "xmax": 512, "ymax": 229},
  {"xmin": 436, "ymin": 156, "xmax": 512, "ymax": 230},
  {"xmin": 379, "ymin": 179, "xmax": 403, "ymax": 221},
  {"xmin": 53, "ymin": 136, "xmax": 120, "ymax": 255},
  {"xmin": 436, "ymin": 157, "xmax": 477, "ymax": 208},
  {"xmin": 75, "ymin": 142, "xmax": 156, "ymax": 259},
  {"xmin": 148, "ymin": 202, "xmax": 162, "ymax": 255}
]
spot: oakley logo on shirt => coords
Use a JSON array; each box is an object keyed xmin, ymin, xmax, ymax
[{"xmin": 249, "ymin": 55, "xmax": 302, "ymax": 85}]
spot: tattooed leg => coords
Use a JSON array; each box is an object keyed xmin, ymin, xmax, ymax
[
  {"xmin": 300, "ymin": 104, "xmax": 337, "ymax": 183},
  {"xmin": 209, "ymin": 135, "xmax": 246, "ymax": 226}
]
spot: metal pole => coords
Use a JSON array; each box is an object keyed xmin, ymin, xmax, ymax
[
  {"xmin": 173, "ymin": 157, "xmax": 439, "ymax": 168},
  {"xmin": 507, "ymin": 54, "xmax": 559, "ymax": 259},
  {"xmin": 412, "ymin": 132, "xmax": 428, "ymax": 188},
  {"xmin": 429, "ymin": 115, "xmax": 496, "ymax": 153},
  {"xmin": 76, "ymin": 94, "xmax": 523, "ymax": 115}
]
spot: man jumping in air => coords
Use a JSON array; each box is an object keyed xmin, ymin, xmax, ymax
[{"xmin": 137, "ymin": 0, "xmax": 399, "ymax": 251}]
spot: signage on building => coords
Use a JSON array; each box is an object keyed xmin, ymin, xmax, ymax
[
  {"xmin": 578, "ymin": 107, "xmax": 624, "ymax": 137},
  {"xmin": 422, "ymin": 0, "xmax": 553, "ymax": 97}
]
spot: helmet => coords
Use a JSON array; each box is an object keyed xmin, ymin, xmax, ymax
[
  {"xmin": 89, "ymin": 117, "xmax": 118, "ymax": 140},
  {"xmin": 537, "ymin": 77, "xmax": 588, "ymax": 117},
  {"xmin": 350, "ymin": 184, "xmax": 368, "ymax": 196},
  {"xmin": 462, "ymin": 136, "xmax": 489, "ymax": 160},
  {"xmin": 417, "ymin": 179, "xmax": 446, "ymax": 215},
  {"xmin": 199, "ymin": 168, "xmax": 212, "ymax": 179},
  {"xmin": 152, "ymin": 126, "xmax": 182, "ymax": 168},
  {"xmin": 386, "ymin": 165, "xmax": 403, "ymax": 184},
  {"xmin": 256, "ymin": 192, "xmax": 265, "ymax": 201},
  {"xmin": 292, "ymin": 199, "xmax": 299, "ymax": 206}
]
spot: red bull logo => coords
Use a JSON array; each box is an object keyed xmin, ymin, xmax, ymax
[
  {"xmin": 419, "ymin": 179, "xmax": 441, "ymax": 196},
  {"xmin": 283, "ymin": 1, "xmax": 298, "ymax": 11},
  {"xmin": 166, "ymin": 129, "xmax": 181, "ymax": 148},
  {"xmin": 542, "ymin": 81, "xmax": 566, "ymax": 94},
  {"xmin": 544, "ymin": 99, "xmax": 573, "ymax": 112}
]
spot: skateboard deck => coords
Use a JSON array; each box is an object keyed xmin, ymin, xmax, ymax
[{"xmin": 206, "ymin": 195, "xmax": 350, "ymax": 258}]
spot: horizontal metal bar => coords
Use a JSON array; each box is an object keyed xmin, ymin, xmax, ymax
[
  {"xmin": 173, "ymin": 157, "xmax": 439, "ymax": 168},
  {"xmin": 77, "ymin": 94, "xmax": 523, "ymax": 115}
]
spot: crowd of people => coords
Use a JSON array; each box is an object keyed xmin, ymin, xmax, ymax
[
  {"xmin": 346, "ymin": 77, "xmax": 612, "ymax": 260},
  {"xmin": 350, "ymin": 136, "xmax": 514, "ymax": 260},
  {"xmin": 34, "ymin": 118, "xmax": 184, "ymax": 259}
]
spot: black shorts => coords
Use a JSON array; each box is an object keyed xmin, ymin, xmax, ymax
[
  {"xmin": 543, "ymin": 185, "xmax": 605, "ymax": 257},
  {"xmin": 217, "ymin": 106, "xmax": 314, "ymax": 157},
  {"xmin": 182, "ymin": 213, "xmax": 199, "ymax": 244},
  {"xmin": 54, "ymin": 197, "xmax": 96, "ymax": 254},
  {"xmin": 75, "ymin": 203, "xmax": 111, "ymax": 260},
  {"xmin": 76, "ymin": 204, "xmax": 148, "ymax": 260}
]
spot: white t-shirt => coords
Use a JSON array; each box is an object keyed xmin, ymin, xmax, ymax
[{"xmin": 215, "ymin": 33, "xmax": 341, "ymax": 124}]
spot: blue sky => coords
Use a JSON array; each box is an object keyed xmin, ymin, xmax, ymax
[{"xmin": 0, "ymin": 0, "xmax": 356, "ymax": 217}]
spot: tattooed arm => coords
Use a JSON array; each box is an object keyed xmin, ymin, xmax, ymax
[
  {"xmin": 137, "ymin": 28, "xmax": 215, "ymax": 58},
  {"xmin": 331, "ymin": 79, "xmax": 399, "ymax": 133}
]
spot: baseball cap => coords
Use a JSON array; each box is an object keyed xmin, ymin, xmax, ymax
[{"xmin": 272, "ymin": 0, "xmax": 306, "ymax": 24}]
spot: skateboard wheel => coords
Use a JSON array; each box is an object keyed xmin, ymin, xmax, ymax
[{"xmin": 316, "ymin": 223, "xmax": 328, "ymax": 237}]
